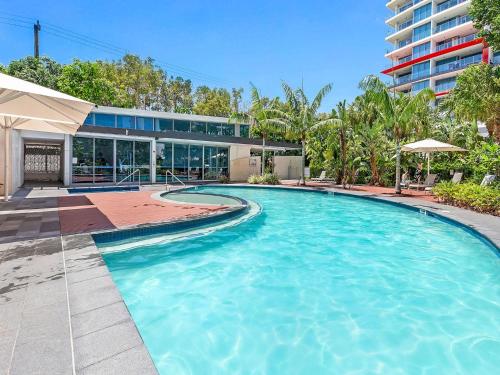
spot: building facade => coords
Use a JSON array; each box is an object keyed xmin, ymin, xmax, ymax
[
  {"xmin": 382, "ymin": 0, "xmax": 499, "ymax": 100},
  {"xmin": 2, "ymin": 106, "xmax": 301, "ymax": 195}
]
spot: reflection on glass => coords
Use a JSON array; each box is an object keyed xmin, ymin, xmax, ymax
[
  {"xmin": 220, "ymin": 124, "xmax": 235, "ymax": 136},
  {"xmin": 203, "ymin": 146, "xmax": 218, "ymax": 180},
  {"xmin": 84, "ymin": 114, "xmax": 94, "ymax": 125},
  {"xmin": 136, "ymin": 117, "xmax": 154, "ymax": 131},
  {"xmin": 134, "ymin": 141, "xmax": 151, "ymax": 182},
  {"xmin": 156, "ymin": 142, "xmax": 172, "ymax": 182},
  {"xmin": 155, "ymin": 118, "xmax": 173, "ymax": 132},
  {"xmin": 207, "ymin": 123, "xmax": 220, "ymax": 135},
  {"xmin": 174, "ymin": 120, "xmax": 190, "ymax": 132},
  {"xmin": 72, "ymin": 137, "xmax": 93, "ymax": 183},
  {"xmin": 240, "ymin": 125, "xmax": 250, "ymax": 138},
  {"xmin": 191, "ymin": 121, "xmax": 207, "ymax": 134},
  {"xmin": 117, "ymin": 115, "xmax": 135, "ymax": 129},
  {"xmin": 189, "ymin": 145, "xmax": 203, "ymax": 180},
  {"xmin": 94, "ymin": 114, "xmax": 115, "ymax": 127},
  {"xmin": 173, "ymin": 144, "xmax": 189, "ymax": 181},
  {"xmin": 94, "ymin": 139, "xmax": 114, "ymax": 183},
  {"xmin": 116, "ymin": 140, "xmax": 134, "ymax": 183}
]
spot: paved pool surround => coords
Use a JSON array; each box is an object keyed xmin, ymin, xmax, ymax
[{"xmin": 0, "ymin": 185, "xmax": 498, "ymax": 374}]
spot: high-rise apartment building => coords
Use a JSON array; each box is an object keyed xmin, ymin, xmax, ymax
[{"xmin": 382, "ymin": 0, "xmax": 498, "ymax": 99}]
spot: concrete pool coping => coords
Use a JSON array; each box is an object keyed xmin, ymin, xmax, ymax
[{"xmin": 1, "ymin": 183, "xmax": 498, "ymax": 374}]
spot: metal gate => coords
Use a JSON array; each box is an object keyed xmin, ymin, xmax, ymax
[{"xmin": 24, "ymin": 144, "xmax": 63, "ymax": 183}]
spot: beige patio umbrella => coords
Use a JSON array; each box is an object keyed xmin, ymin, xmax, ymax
[
  {"xmin": 0, "ymin": 72, "xmax": 94, "ymax": 201},
  {"xmin": 402, "ymin": 138, "xmax": 467, "ymax": 177}
]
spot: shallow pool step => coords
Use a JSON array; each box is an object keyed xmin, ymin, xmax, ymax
[{"xmin": 67, "ymin": 185, "xmax": 140, "ymax": 194}]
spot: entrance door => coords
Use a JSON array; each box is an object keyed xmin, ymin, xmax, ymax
[{"xmin": 24, "ymin": 143, "xmax": 63, "ymax": 184}]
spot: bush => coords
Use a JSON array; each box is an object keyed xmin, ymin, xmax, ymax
[
  {"xmin": 433, "ymin": 182, "xmax": 500, "ymax": 216},
  {"xmin": 247, "ymin": 173, "xmax": 281, "ymax": 185},
  {"xmin": 218, "ymin": 175, "xmax": 230, "ymax": 184}
]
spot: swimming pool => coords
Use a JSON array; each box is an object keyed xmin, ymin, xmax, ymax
[{"xmin": 101, "ymin": 186, "xmax": 499, "ymax": 374}]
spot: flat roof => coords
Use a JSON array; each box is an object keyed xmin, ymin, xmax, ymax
[{"xmin": 92, "ymin": 106, "xmax": 246, "ymax": 124}]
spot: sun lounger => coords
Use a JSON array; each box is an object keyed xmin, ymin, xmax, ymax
[
  {"xmin": 480, "ymin": 174, "xmax": 496, "ymax": 187},
  {"xmin": 311, "ymin": 171, "xmax": 335, "ymax": 182},
  {"xmin": 409, "ymin": 174, "xmax": 437, "ymax": 191},
  {"xmin": 451, "ymin": 172, "xmax": 463, "ymax": 184}
]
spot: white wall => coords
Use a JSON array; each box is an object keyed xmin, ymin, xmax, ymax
[
  {"xmin": 229, "ymin": 145, "xmax": 261, "ymax": 181},
  {"xmin": 273, "ymin": 156, "xmax": 302, "ymax": 180}
]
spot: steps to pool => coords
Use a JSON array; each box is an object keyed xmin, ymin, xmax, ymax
[{"xmin": 68, "ymin": 185, "xmax": 140, "ymax": 194}]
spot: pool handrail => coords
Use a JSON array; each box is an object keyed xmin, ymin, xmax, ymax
[
  {"xmin": 116, "ymin": 169, "xmax": 141, "ymax": 186},
  {"xmin": 165, "ymin": 170, "xmax": 186, "ymax": 191}
]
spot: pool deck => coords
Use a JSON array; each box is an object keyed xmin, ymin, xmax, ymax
[{"xmin": 0, "ymin": 184, "xmax": 498, "ymax": 374}]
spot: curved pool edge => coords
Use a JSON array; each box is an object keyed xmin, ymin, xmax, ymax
[{"xmin": 201, "ymin": 183, "xmax": 500, "ymax": 253}]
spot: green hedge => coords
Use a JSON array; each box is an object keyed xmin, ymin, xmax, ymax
[
  {"xmin": 248, "ymin": 173, "xmax": 281, "ymax": 185},
  {"xmin": 433, "ymin": 182, "xmax": 500, "ymax": 216}
]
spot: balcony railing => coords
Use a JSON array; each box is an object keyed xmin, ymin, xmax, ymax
[
  {"xmin": 435, "ymin": 80, "xmax": 457, "ymax": 92},
  {"xmin": 398, "ymin": 38, "xmax": 413, "ymax": 48},
  {"xmin": 435, "ymin": 33, "xmax": 477, "ymax": 51},
  {"xmin": 397, "ymin": 19, "xmax": 413, "ymax": 31},
  {"xmin": 396, "ymin": 0, "xmax": 424, "ymax": 14},
  {"xmin": 436, "ymin": 0, "xmax": 467, "ymax": 13},
  {"xmin": 435, "ymin": 15, "xmax": 471, "ymax": 33},
  {"xmin": 399, "ymin": 55, "xmax": 413, "ymax": 64},
  {"xmin": 434, "ymin": 54, "xmax": 482, "ymax": 74}
]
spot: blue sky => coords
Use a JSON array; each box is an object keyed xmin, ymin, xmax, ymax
[{"xmin": 0, "ymin": 0, "xmax": 390, "ymax": 111}]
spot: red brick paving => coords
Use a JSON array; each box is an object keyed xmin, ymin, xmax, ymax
[
  {"xmin": 280, "ymin": 181, "xmax": 438, "ymax": 203},
  {"xmin": 58, "ymin": 191, "xmax": 226, "ymax": 235}
]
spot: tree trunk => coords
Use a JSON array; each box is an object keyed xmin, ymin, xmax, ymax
[
  {"xmin": 369, "ymin": 149, "xmax": 379, "ymax": 185},
  {"xmin": 300, "ymin": 139, "xmax": 306, "ymax": 186},
  {"xmin": 336, "ymin": 131, "xmax": 346, "ymax": 185},
  {"xmin": 261, "ymin": 137, "xmax": 266, "ymax": 176},
  {"xmin": 395, "ymin": 140, "xmax": 401, "ymax": 194}
]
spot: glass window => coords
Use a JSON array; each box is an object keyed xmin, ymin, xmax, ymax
[
  {"xmin": 72, "ymin": 137, "xmax": 93, "ymax": 183},
  {"xmin": 435, "ymin": 77, "xmax": 456, "ymax": 92},
  {"xmin": 207, "ymin": 123, "xmax": 221, "ymax": 135},
  {"xmin": 413, "ymin": 3, "xmax": 431, "ymax": 23},
  {"xmin": 94, "ymin": 113, "xmax": 115, "ymax": 128},
  {"xmin": 174, "ymin": 120, "xmax": 190, "ymax": 132},
  {"xmin": 155, "ymin": 118, "xmax": 173, "ymax": 132},
  {"xmin": 412, "ymin": 23, "xmax": 431, "ymax": 42},
  {"xmin": 117, "ymin": 115, "xmax": 135, "ymax": 129},
  {"xmin": 203, "ymin": 146, "xmax": 218, "ymax": 180},
  {"xmin": 136, "ymin": 117, "xmax": 154, "ymax": 131},
  {"xmin": 435, "ymin": 56, "xmax": 458, "ymax": 73},
  {"xmin": 134, "ymin": 141, "xmax": 151, "ymax": 182},
  {"xmin": 240, "ymin": 125, "xmax": 250, "ymax": 138},
  {"xmin": 94, "ymin": 139, "xmax": 114, "ymax": 183},
  {"xmin": 83, "ymin": 114, "xmax": 93, "ymax": 125},
  {"xmin": 116, "ymin": 140, "xmax": 134, "ymax": 183},
  {"xmin": 220, "ymin": 124, "xmax": 235, "ymax": 136},
  {"xmin": 156, "ymin": 142, "xmax": 172, "ymax": 183},
  {"xmin": 412, "ymin": 80, "xmax": 429, "ymax": 93},
  {"xmin": 190, "ymin": 121, "xmax": 207, "ymax": 134},
  {"xmin": 412, "ymin": 61, "xmax": 430, "ymax": 79},
  {"xmin": 189, "ymin": 145, "xmax": 203, "ymax": 180},
  {"xmin": 173, "ymin": 144, "xmax": 189, "ymax": 181},
  {"xmin": 412, "ymin": 42, "xmax": 430, "ymax": 59}
]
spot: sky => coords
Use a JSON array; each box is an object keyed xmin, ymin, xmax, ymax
[{"xmin": 0, "ymin": 0, "xmax": 391, "ymax": 112}]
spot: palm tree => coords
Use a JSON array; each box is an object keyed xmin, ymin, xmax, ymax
[
  {"xmin": 280, "ymin": 82, "xmax": 334, "ymax": 185},
  {"xmin": 360, "ymin": 75, "xmax": 435, "ymax": 194},
  {"xmin": 230, "ymin": 84, "xmax": 287, "ymax": 175}
]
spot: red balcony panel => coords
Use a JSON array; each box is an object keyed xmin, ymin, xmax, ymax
[
  {"xmin": 382, "ymin": 38, "xmax": 485, "ymax": 75},
  {"xmin": 435, "ymin": 91, "xmax": 450, "ymax": 97}
]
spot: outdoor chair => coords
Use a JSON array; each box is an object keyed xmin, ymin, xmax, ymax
[
  {"xmin": 400, "ymin": 173, "xmax": 412, "ymax": 189},
  {"xmin": 480, "ymin": 174, "xmax": 496, "ymax": 187},
  {"xmin": 451, "ymin": 172, "xmax": 463, "ymax": 184},
  {"xmin": 311, "ymin": 171, "xmax": 335, "ymax": 182},
  {"xmin": 408, "ymin": 174, "xmax": 437, "ymax": 191}
]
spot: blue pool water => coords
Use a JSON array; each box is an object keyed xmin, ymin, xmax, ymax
[{"xmin": 102, "ymin": 186, "xmax": 500, "ymax": 374}]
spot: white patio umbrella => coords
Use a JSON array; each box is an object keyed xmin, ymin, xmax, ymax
[
  {"xmin": 0, "ymin": 72, "xmax": 94, "ymax": 201},
  {"xmin": 401, "ymin": 138, "xmax": 466, "ymax": 177}
]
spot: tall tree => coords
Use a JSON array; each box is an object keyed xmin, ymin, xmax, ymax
[
  {"xmin": 360, "ymin": 75, "xmax": 434, "ymax": 193},
  {"xmin": 280, "ymin": 82, "xmax": 335, "ymax": 185},
  {"xmin": 193, "ymin": 86, "xmax": 231, "ymax": 117},
  {"xmin": 470, "ymin": 0, "xmax": 500, "ymax": 51},
  {"xmin": 441, "ymin": 64, "xmax": 500, "ymax": 142},
  {"xmin": 6, "ymin": 56, "xmax": 62, "ymax": 89},
  {"xmin": 57, "ymin": 59, "xmax": 118, "ymax": 105},
  {"xmin": 231, "ymin": 88, "xmax": 244, "ymax": 113},
  {"xmin": 164, "ymin": 76, "xmax": 193, "ymax": 113}
]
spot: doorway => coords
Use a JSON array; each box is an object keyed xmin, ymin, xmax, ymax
[{"xmin": 23, "ymin": 143, "xmax": 63, "ymax": 186}]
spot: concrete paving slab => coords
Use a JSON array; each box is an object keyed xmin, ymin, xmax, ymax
[{"xmin": 71, "ymin": 301, "xmax": 130, "ymax": 339}]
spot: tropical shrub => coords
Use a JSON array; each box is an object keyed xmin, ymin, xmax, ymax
[
  {"xmin": 433, "ymin": 182, "xmax": 500, "ymax": 215},
  {"xmin": 218, "ymin": 175, "xmax": 230, "ymax": 184},
  {"xmin": 247, "ymin": 173, "xmax": 281, "ymax": 185}
]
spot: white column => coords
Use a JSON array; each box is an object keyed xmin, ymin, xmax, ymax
[
  {"xmin": 63, "ymin": 134, "xmax": 71, "ymax": 186},
  {"xmin": 151, "ymin": 139, "xmax": 156, "ymax": 183}
]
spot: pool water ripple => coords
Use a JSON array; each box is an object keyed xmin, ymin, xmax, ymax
[{"xmin": 102, "ymin": 186, "xmax": 500, "ymax": 375}]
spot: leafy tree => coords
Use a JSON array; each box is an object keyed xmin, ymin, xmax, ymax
[
  {"xmin": 441, "ymin": 64, "xmax": 500, "ymax": 142},
  {"xmin": 193, "ymin": 86, "xmax": 231, "ymax": 117},
  {"xmin": 57, "ymin": 59, "xmax": 118, "ymax": 105},
  {"xmin": 164, "ymin": 76, "xmax": 193, "ymax": 113},
  {"xmin": 280, "ymin": 82, "xmax": 335, "ymax": 185},
  {"xmin": 6, "ymin": 56, "xmax": 62, "ymax": 89},
  {"xmin": 231, "ymin": 88, "xmax": 244, "ymax": 113},
  {"xmin": 470, "ymin": 0, "xmax": 500, "ymax": 51},
  {"xmin": 360, "ymin": 75, "xmax": 435, "ymax": 193}
]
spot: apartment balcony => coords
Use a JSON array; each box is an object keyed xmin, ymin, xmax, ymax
[
  {"xmin": 435, "ymin": 15, "xmax": 471, "ymax": 33},
  {"xmin": 435, "ymin": 32, "xmax": 476, "ymax": 51},
  {"xmin": 436, "ymin": 0, "xmax": 467, "ymax": 14},
  {"xmin": 433, "ymin": 53, "xmax": 482, "ymax": 75},
  {"xmin": 435, "ymin": 79, "xmax": 457, "ymax": 92}
]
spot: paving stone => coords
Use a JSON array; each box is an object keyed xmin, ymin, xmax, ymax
[
  {"xmin": 0, "ymin": 329, "xmax": 17, "ymax": 374},
  {"xmin": 23, "ymin": 278, "xmax": 67, "ymax": 311},
  {"xmin": 72, "ymin": 300, "xmax": 131, "ymax": 338},
  {"xmin": 69, "ymin": 275, "xmax": 122, "ymax": 315},
  {"xmin": 0, "ymin": 300, "xmax": 24, "ymax": 333},
  {"xmin": 74, "ymin": 320, "xmax": 144, "ymax": 370},
  {"xmin": 67, "ymin": 265, "xmax": 109, "ymax": 285},
  {"xmin": 78, "ymin": 344, "xmax": 158, "ymax": 375}
]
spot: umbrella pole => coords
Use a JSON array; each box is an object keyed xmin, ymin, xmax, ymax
[{"xmin": 427, "ymin": 153, "xmax": 430, "ymax": 178}]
